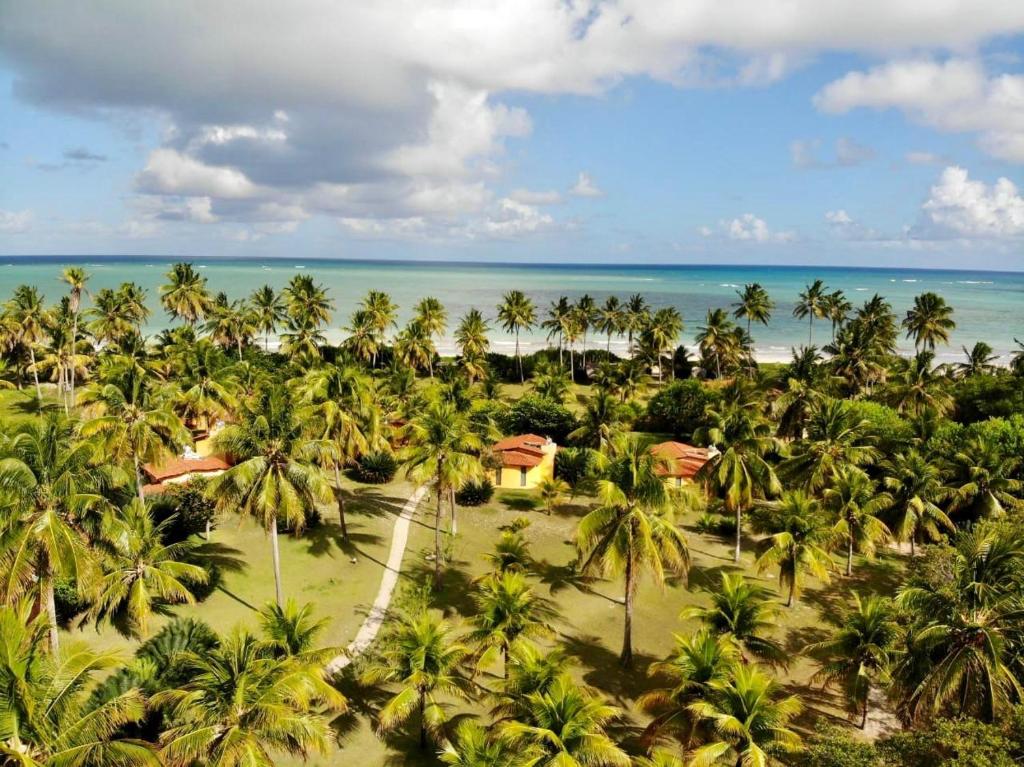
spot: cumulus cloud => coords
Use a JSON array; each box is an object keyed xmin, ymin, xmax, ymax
[
  {"xmin": 815, "ymin": 58, "xmax": 1024, "ymax": 163},
  {"xmin": 721, "ymin": 213, "xmax": 796, "ymax": 243},
  {"xmin": 0, "ymin": 210, "xmax": 32, "ymax": 234},
  {"xmin": 825, "ymin": 208, "xmax": 886, "ymax": 240},
  {"xmin": 920, "ymin": 165, "xmax": 1024, "ymax": 237},
  {"xmin": 509, "ymin": 188, "xmax": 562, "ymax": 205},
  {"xmin": 569, "ymin": 172, "xmax": 603, "ymax": 198}
]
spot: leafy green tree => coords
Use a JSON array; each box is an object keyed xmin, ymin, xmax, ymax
[
  {"xmin": 160, "ymin": 262, "xmax": 212, "ymax": 327},
  {"xmin": 794, "ymin": 279, "xmax": 829, "ymax": 345},
  {"xmin": 780, "ymin": 399, "xmax": 879, "ymax": 491},
  {"xmin": 497, "ymin": 290, "xmax": 536, "ymax": 383},
  {"xmin": 733, "ymin": 283, "xmax": 774, "ymax": 335},
  {"xmin": 467, "ymin": 571, "xmax": 555, "ymax": 677},
  {"xmin": 753, "ymin": 490, "xmax": 835, "ymax": 607},
  {"xmin": 645, "ymin": 379, "xmax": 714, "ymax": 439},
  {"xmin": 823, "ymin": 466, "xmax": 891, "ymax": 577},
  {"xmin": 903, "ymin": 291, "xmax": 955, "ymax": 351},
  {"xmin": 61, "ymin": 266, "xmax": 89, "ymax": 408},
  {"xmin": 248, "ymin": 284, "xmax": 286, "ymax": 351},
  {"xmin": 4, "ymin": 284, "xmax": 50, "ymax": 402},
  {"xmin": 682, "ymin": 573, "xmax": 786, "ymax": 665},
  {"xmin": 881, "ymin": 451, "xmax": 953, "ymax": 555}
]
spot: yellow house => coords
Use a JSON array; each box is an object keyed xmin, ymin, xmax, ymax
[
  {"xmin": 492, "ymin": 434, "xmax": 557, "ymax": 490},
  {"xmin": 650, "ymin": 441, "xmax": 716, "ymax": 489}
]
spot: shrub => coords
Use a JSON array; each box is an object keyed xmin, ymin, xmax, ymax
[
  {"xmin": 671, "ymin": 344, "xmax": 695, "ymax": 380},
  {"xmin": 54, "ymin": 578, "xmax": 89, "ymax": 624},
  {"xmin": 498, "ymin": 394, "xmax": 578, "ymax": 444},
  {"xmin": 151, "ymin": 478, "xmax": 217, "ymax": 542},
  {"xmin": 554, "ymin": 446, "xmax": 596, "ymax": 490},
  {"xmin": 846, "ymin": 400, "xmax": 914, "ymax": 453},
  {"xmin": 952, "ymin": 374, "xmax": 1024, "ymax": 424},
  {"xmin": 455, "ymin": 478, "xmax": 494, "ymax": 506},
  {"xmin": 644, "ymin": 379, "xmax": 716, "ymax": 439},
  {"xmin": 353, "ymin": 451, "xmax": 398, "ymax": 484},
  {"xmin": 696, "ymin": 512, "xmax": 737, "ymax": 537}
]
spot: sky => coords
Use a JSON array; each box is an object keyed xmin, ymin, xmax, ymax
[{"xmin": 1, "ymin": 1, "xmax": 1023, "ymax": 270}]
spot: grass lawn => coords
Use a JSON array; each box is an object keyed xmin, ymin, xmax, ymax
[{"xmin": 0, "ymin": 385, "xmax": 60, "ymax": 422}]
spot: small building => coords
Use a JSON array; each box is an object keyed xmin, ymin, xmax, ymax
[
  {"xmin": 650, "ymin": 441, "xmax": 716, "ymax": 488},
  {"xmin": 142, "ymin": 449, "xmax": 231, "ymax": 496},
  {"xmin": 491, "ymin": 434, "xmax": 557, "ymax": 490}
]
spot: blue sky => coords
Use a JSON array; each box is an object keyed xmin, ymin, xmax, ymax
[{"xmin": 1, "ymin": 2, "xmax": 1023, "ymax": 269}]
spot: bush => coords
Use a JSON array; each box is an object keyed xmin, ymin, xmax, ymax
[
  {"xmin": 353, "ymin": 451, "xmax": 398, "ymax": 484},
  {"xmin": 695, "ymin": 511, "xmax": 737, "ymax": 537},
  {"xmin": 498, "ymin": 395, "xmax": 578, "ymax": 444},
  {"xmin": 554, "ymin": 446, "xmax": 596, "ymax": 490},
  {"xmin": 846, "ymin": 400, "xmax": 914, "ymax": 453},
  {"xmin": 644, "ymin": 379, "xmax": 716, "ymax": 439},
  {"xmin": 455, "ymin": 478, "xmax": 494, "ymax": 506},
  {"xmin": 952, "ymin": 374, "xmax": 1024, "ymax": 424},
  {"xmin": 151, "ymin": 478, "xmax": 217, "ymax": 542},
  {"xmin": 54, "ymin": 578, "xmax": 89, "ymax": 624},
  {"xmin": 671, "ymin": 344, "xmax": 695, "ymax": 380}
]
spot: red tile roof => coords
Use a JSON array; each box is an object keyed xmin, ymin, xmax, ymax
[
  {"xmin": 142, "ymin": 483, "xmax": 168, "ymax": 496},
  {"xmin": 493, "ymin": 434, "xmax": 550, "ymax": 469},
  {"xmin": 143, "ymin": 455, "xmax": 231, "ymax": 482},
  {"xmin": 498, "ymin": 449, "xmax": 544, "ymax": 468},
  {"xmin": 493, "ymin": 434, "xmax": 548, "ymax": 452},
  {"xmin": 650, "ymin": 441, "xmax": 713, "ymax": 479}
]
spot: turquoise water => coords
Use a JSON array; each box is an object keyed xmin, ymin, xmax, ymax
[{"xmin": 2, "ymin": 257, "xmax": 1022, "ymax": 363}]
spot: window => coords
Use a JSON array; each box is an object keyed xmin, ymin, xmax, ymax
[
  {"xmin": 676, "ymin": 477, "xmax": 682, "ymax": 488},
  {"xmin": 520, "ymin": 467, "xmax": 527, "ymax": 487},
  {"xmin": 496, "ymin": 467, "xmax": 503, "ymax": 485}
]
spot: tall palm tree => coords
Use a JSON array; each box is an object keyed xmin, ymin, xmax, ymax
[
  {"xmin": 160, "ymin": 262, "xmax": 212, "ymax": 326},
  {"xmin": 91, "ymin": 498, "xmax": 209, "ymax": 638},
  {"xmin": 258, "ymin": 598, "xmax": 334, "ymax": 662},
  {"xmin": 248, "ymin": 285, "xmax": 287, "ymax": 351},
  {"xmin": 497, "ymin": 290, "xmax": 536, "ymax": 383},
  {"xmin": 732, "ymin": 283, "xmax": 773, "ymax": 335},
  {"xmin": 577, "ymin": 434, "xmax": 691, "ymax": 667},
  {"xmin": 415, "ymin": 297, "xmax": 448, "ymax": 372},
  {"xmin": 467, "ymin": 571, "xmax": 555, "ymax": 677},
  {"xmin": 793, "ymin": 279, "xmax": 828, "ymax": 345},
  {"xmin": 807, "ymin": 593, "xmax": 898, "ymax": 729},
  {"xmin": 623, "ymin": 293, "xmax": 649, "ymax": 357},
  {"xmin": 752, "ymin": 490, "xmax": 835, "ymax": 607},
  {"xmin": 174, "ymin": 339, "xmax": 239, "ymax": 435},
  {"xmin": 643, "ymin": 307, "xmax": 683, "ymax": 382},
  {"xmin": 954, "ymin": 341, "xmax": 999, "ymax": 378},
  {"xmin": 597, "ymin": 296, "xmax": 623, "ymax": 354},
  {"xmin": 206, "ymin": 385, "xmax": 333, "ymax": 606},
  {"xmin": 455, "ymin": 308, "xmax": 491, "ymax": 380},
  {"xmin": 541, "ymin": 296, "xmax": 572, "ymax": 368},
  {"xmin": 442, "ymin": 721, "xmax": 519, "ymax": 767},
  {"xmin": 887, "ymin": 351, "xmax": 954, "ymax": 418},
  {"xmin": 396, "ymin": 320, "xmax": 437, "ymax": 376},
  {"xmin": 500, "ymin": 676, "xmax": 629, "ymax": 767},
  {"xmin": 360, "ymin": 290, "xmax": 398, "ymax": 367},
  {"xmin": 61, "ymin": 266, "xmax": 89, "ymax": 408},
  {"xmin": 0, "ymin": 414, "xmax": 116, "ymax": 651},
  {"xmin": 569, "ymin": 390, "xmax": 624, "ymax": 450},
  {"xmin": 822, "ymin": 289, "xmax": 852, "ymax": 342},
  {"xmin": 881, "ymin": 451, "xmax": 953, "ymax": 555},
  {"xmin": 779, "ymin": 399, "xmax": 879, "ymax": 491},
  {"xmin": 575, "ymin": 294, "xmax": 596, "ymax": 367},
  {"xmin": 0, "ymin": 601, "xmax": 158, "ymax": 766},
  {"xmin": 88, "ymin": 286, "xmax": 138, "ymax": 348},
  {"xmin": 695, "ymin": 308, "xmax": 736, "ymax": 380},
  {"xmin": 283, "ymin": 274, "xmax": 333, "ymax": 332},
  {"xmin": 4, "ymin": 284, "xmax": 50, "ymax": 402},
  {"xmin": 638, "ymin": 629, "xmax": 739, "ymax": 747},
  {"xmin": 681, "ymin": 573, "xmax": 786, "ymax": 665},
  {"xmin": 361, "ymin": 610, "xmax": 471, "ymax": 749},
  {"xmin": 687, "ymin": 664, "xmax": 803, "ymax": 767},
  {"xmin": 154, "ymin": 628, "xmax": 346, "ymax": 766},
  {"xmin": 943, "ymin": 437, "xmax": 1022, "ymax": 519},
  {"xmin": 903, "ymin": 291, "xmax": 955, "ymax": 351},
  {"xmin": 823, "ymin": 466, "xmax": 891, "ymax": 577},
  {"xmin": 402, "ymin": 400, "xmax": 483, "ymax": 585}
]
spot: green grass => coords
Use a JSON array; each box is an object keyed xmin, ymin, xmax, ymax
[{"xmin": 0, "ymin": 386, "xmax": 59, "ymax": 422}]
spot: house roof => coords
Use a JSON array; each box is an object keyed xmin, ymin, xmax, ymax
[
  {"xmin": 493, "ymin": 434, "xmax": 551, "ymax": 469},
  {"xmin": 498, "ymin": 449, "xmax": 544, "ymax": 468},
  {"xmin": 650, "ymin": 441, "xmax": 713, "ymax": 479},
  {"xmin": 493, "ymin": 434, "xmax": 548, "ymax": 452},
  {"xmin": 143, "ymin": 455, "xmax": 231, "ymax": 482}
]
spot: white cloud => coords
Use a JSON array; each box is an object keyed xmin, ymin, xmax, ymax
[
  {"xmin": 509, "ymin": 188, "xmax": 562, "ymax": 205},
  {"xmin": 815, "ymin": 58, "xmax": 1024, "ymax": 162},
  {"xmin": 0, "ymin": 210, "xmax": 32, "ymax": 233},
  {"xmin": 921, "ymin": 165, "xmax": 1024, "ymax": 237},
  {"xmin": 791, "ymin": 137, "xmax": 874, "ymax": 168},
  {"xmin": 478, "ymin": 198, "xmax": 556, "ymax": 237},
  {"xmin": 723, "ymin": 213, "xmax": 795, "ymax": 243},
  {"xmin": 905, "ymin": 151, "xmax": 944, "ymax": 165},
  {"xmin": 569, "ymin": 172, "xmax": 603, "ymax": 198},
  {"xmin": 835, "ymin": 137, "xmax": 875, "ymax": 166},
  {"xmin": 790, "ymin": 138, "xmax": 821, "ymax": 168},
  {"xmin": 824, "ymin": 208, "xmax": 887, "ymax": 241},
  {"xmin": 136, "ymin": 149, "xmax": 260, "ymax": 199}
]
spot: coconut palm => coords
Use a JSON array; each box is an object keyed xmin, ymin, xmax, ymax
[
  {"xmin": 154, "ymin": 628, "xmax": 346, "ymax": 767},
  {"xmin": 887, "ymin": 351, "xmax": 954, "ymax": 418},
  {"xmin": 687, "ymin": 664, "xmax": 803, "ymax": 767},
  {"xmin": 822, "ymin": 290, "xmax": 852, "ymax": 342},
  {"xmin": 532, "ymin": 360, "xmax": 572, "ymax": 402},
  {"xmin": 174, "ymin": 339, "xmax": 239, "ymax": 437},
  {"xmin": 1011, "ymin": 338, "xmax": 1024, "ymax": 376},
  {"xmin": 467, "ymin": 571, "xmax": 555, "ymax": 677},
  {"xmin": 752, "ymin": 490, "xmax": 835, "ymax": 607},
  {"xmin": 0, "ymin": 601, "xmax": 159, "ymax": 766},
  {"xmin": 569, "ymin": 390, "xmax": 624, "ymax": 450},
  {"xmin": 396, "ymin": 320, "xmax": 437, "ymax": 376},
  {"xmin": 361, "ymin": 610, "xmax": 471, "ymax": 749},
  {"xmin": 681, "ymin": 573, "xmax": 786, "ymax": 665},
  {"xmin": 695, "ymin": 308, "xmax": 736, "ymax": 380},
  {"xmin": 881, "ymin": 451, "xmax": 953, "ymax": 555},
  {"xmin": 206, "ymin": 385, "xmax": 333, "ymax": 606},
  {"xmin": 283, "ymin": 274, "xmax": 333, "ymax": 331},
  {"xmin": 943, "ymin": 437, "xmax": 1022, "ymax": 519},
  {"xmin": 160, "ymin": 262, "xmax": 212, "ymax": 327},
  {"xmin": 954, "ymin": 341, "xmax": 999, "ymax": 378},
  {"xmin": 638, "ymin": 629, "xmax": 739, "ymax": 747},
  {"xmin": 903, "ymin": 291, "xmax": 955, "ymax": 351},
  {"xmin": 497, "ymin": 290, "xmax": 536, "ymax": 383},
  {"xmin": 771, "ymin": 375, "xmax": 826, "ymax": 441},
  {"xmin": 4, "ymin": 284, "xmax": 50, "ymax": 402},
  {"xmin": 597, "ymin": 296, "xmax": 623, "ymax": 353},
  {"xmin": 575, "ymin": 294, "xmax": 597, "ymax": 367},
  {"xmin": 577, "ymin": 434, "xmax": 691, "ymax": 666},
  {"xmin": 499, "ymin": 676, "xmax": 629, "ymax": 767},
  {"xmin": 359, "ymin": 290, "xmax": 398, "ymax": 367},
  {"xmin": 541, "ymin": 296, "xmax": 573, "ymax": 368},
  {"xmin": 91, "ymin": 498, "xmax": 209, "ymax": 638},
  {"xmin": 88, "ymin": 286, "xmax": 138, "ymax": 348},
  {"xmin": 344, "ymin": 308, "xmax": 380, "ymax": 366},
  {"xmin": 732, "ymin": 283, "xmax": 773, "ymax": 336},
  {"xmin": 442, "ymin": 721, "xmax": 519, "ymax": 767},
  {"xmin": 248, "ymin": 284, "xmax": 286, "ymax": 351},
  {"xmin": 492, "ymin": 643, "xmax": 572, "ymax": 721},
  {"xmin": 258, "ymin": 598, "xmax": 334, "ymax": 662},
  {"xmin": 455, "ymin": 308, "xmax": 491, "ymax": 376},
  {"xmin": 642, "ymin": 307, "xmax": 684, "ymax": 382},
  {"xmin": 61, "ymin": 266, "xmax": 89, "ymax": 408},
  {"xmin": 807, "ymin": 593, "xmax": 898, "ymax": 728},
  {"xmin": 537, "ymin": 477, "xmax": 569, "ymax": 516},
  {"xmin": 823, "ymin": 466, "xmax": 891, "ymax": 577},
  {"xmin": 779, "ymin": 399, "xmax": 879, "ymax": 491},
  {"xmin": 793, "ymin": 279, "xmax": 828, "ymax": 345},
  {"xmin": 623, "ymin": 293, "xmax": 649, "ymax": 357},
  {"xmin": 402, "ymin": 399, "xmax": 483, "ymax": 585},
  {"xmin": 415, "ymin": 297, "xmax": 447, "ymax": 370}
]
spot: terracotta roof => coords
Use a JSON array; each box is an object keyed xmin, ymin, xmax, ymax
[
  {"xmin": 650, "ymin": 441, "xmax": 713, "ymax": 479},
  {"xmin": 498, "ymin": 449, "xmax": 544, "ymax": 468},
  {"xmin": 142, "ymin": 483, "xmax": 168, "ymax": 496},
  {"xmin": 493, "ymin": 434, "xmax": 548, "ymax": 452},
  {"xmin": 143, "ymin": 455, "xmax": 231, "ymax": 482}
]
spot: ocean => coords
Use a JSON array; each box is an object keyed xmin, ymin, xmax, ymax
[{"xmin": 2, "ymin": 257, "xmax": 1022, "ymax": 364}]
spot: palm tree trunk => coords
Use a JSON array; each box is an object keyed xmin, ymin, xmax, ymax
[
  {"xmin": 569, "ymin": 347, "xmax": 575, "ymax": 383},
  {"xmin": 333, "ymin": 463, "xmax": 348, "ymax": 540},
  {"xmin": 40, "ymin": 552, "xmax": 59, "ymax": 653},
  {"xmin": 236, "ymin": 338, "xmax": 243, "ymax": 361},
  {"xmin": 734, "ymin": 506, "xmax": 742, "ymax": 563},
  {"xmin": 270, "ymin": 516, "xmax": 283, "ymax": 607},
  {"xmin": 860, "ymin": 687, "xmax": 870, "ymax": 729},
  {"xmin": 910, "ymin": 534, "xmax": 916, "ymax": 557},
  {"xmin": 29, "ymin": 346, "xmax": 41, "ymax": 404},
  {"xmin": 558, "ymin": 331, "xmax": 564, "ymax": 368},
  {"xmin": 607, "ymin": 332, "xmax": 611, "ymax": 354},
  {"xmin": 786, "ymin": 572, "xmax": 795, "ymax": 608},
  {"xmin": 621, "ymin": 555, "xmax": 635, "ymax": 667},
  {"xmin": 808, "ymin": 315, "xmax": 813, "ymax": 345},
  {"xmin": 515, "ymin": 328, "xmax": 523, "ymax": 383},
  {"xmin": 433, "ymin": 484, "xmax": 443, "ymax": 588},
  {"xmin": 134, "ymin": 456, "xmax": 146, "ymax": 504},
  {"xmin": 419, "ymin": 693, "xmax": 428, "ymax": 749},
  {"xmin": 847, "ymin": 532, "xmax": 854, "ymax": 577},
  {"xmin": 70, "ymin": 310, "xmax": 79, "ymax": 408}
]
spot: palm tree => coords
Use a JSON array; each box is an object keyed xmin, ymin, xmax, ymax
[
  {"xmin": 500, "ymin": 676, "xmax": 629, "ymax": 767},
  {"xmin": 415, "ymin": 297, "xmax": 447, "ymax": 374},
  {"xmin": 681, "ymin": 573, "xmax": 786, "ymax": 665},
  {"xmin": 643, "ymin": 307, "xmax": 684, "ymax": 382},
  {"xmin": 258, "ymin": 598, "xmax": 334, "ymax": 662},
  {"xmin": 541, "ymin": 296, "xmax": 572, "ymax": 368},
  {"xmin": 396, "ymin": 320, "xmax": 437, "ymax": 376},
  {"xmin": 174, "ymin": 339, "xmax": 239, "ymax": 436},
  {"xmin": 954, "ymin": 341, "xmax": 999, "ymax": 378},
  {"xmin": 160, "ymin": 262, "xmax": 212, "ymax": 326},
  {"xmin": 4, "ymin": 284, "xmax": 49, "ymax": 402},
  {"xmin": 695, "ymin": 393, "xmax": 782, "ymax": 563},
  {"xmin": 61, "ymin": 266, "xmax": 89, "ymax": 408},
  {"xmin": 402, "ymin": 400, "xmax": 483, "ymax": 585},
  {"xmin": 569, "ymin": 390, "xmax": 624, "ymax": 450},
  {"xmin": 577, "ymin": 434, "xmax": 691, "ymax": 667},
  {"xmin": 597, "ymin": 296, "xmax": 623, "ymax": 353},
  {"xmin": 732, "ymin": 283, "xmax": 773, "ymax": 336},
  {"xmin": 779, "ymin": 399, "xmax": 879, "ymax": 491},
  {"xmin": 822, "ymin": 290, "xmax": 852, "ymax": 342},
  {"xmin": 360, "ymin": 290, "xmax": 398, "ymax": 367},
  {"xmin": 807, "ymin": 593, "xmax": 898, "ymax": 728},
  {"xmin": 492, "ymin": 642, "xmax": 571, "ymax": 721},
  {"xmin": 206, "ymin": 385, "xmax": 333, "ymax": 606},
  {"xmin": 887, "ymin": 351, "xmax": 954, "ymax": 418},
  {"xmin": 0, "ymin": 601, "xmax": 158, "ymax": 765},
  {"xmin": 455, "ymin": 308, "xmax": 491, "ymax": 379},
  {"xmin": 752, "ymin": 490, "xmax": 835, "ymax": 607},
  {"xmin": 575, "ymin": 294, "xmax": 596, "ymax": 367},
  {"xmin": 154, "ymin": 628, "xmax": 346, "ymax": 766},
  {"xmin": 793, "ymin": 279, "xmax": 828, "ymax": 345},
  {"xmin": 881, "ymin": 451, "xmax": 953, "ymax": 555},
  {"xmin": 248, "ymin": 285, "xmax": 287, "ymax": 351},
  {"xmin": 687, "ymin": 664, "xmax": 803, "ymax": 767},
  {"xmin": 361, "ymin": 610, "xmax": 471, "ymax": 749},
  {"xmin": 442, "ymin": 721, "xmax": 519, "ymax": 767},
  {"xmin": 1011, "ymin": 338, "xmax": 1024, "ymax": 376},
  {"xmin": 0, "ymin": 414, "xmax": 115, "ymax": 651},
  {"xmin": 497, "ymin": 290, "xmax": 536, "ymax": 383},
  {"xmin": 467, "ymin": 571, "xmax": 555, "ymax": 677},
  {"xmin": 823, "ymin": 466, "xmax": 891, "ymax": 577},
  {"xmin": 91, "ymin": 498, "xmax": 209, "ymax": 638},
  {"xmin": 903, "ymin": 291, "xmax": 955, "ymax": 351},
  {"xmin": 695, "ymin": 308, "xmax": 735, "ymax": 379},
  {"xmin": 537, "ymin": 477, "xmax": 569, "ymax": 516},
  {"xmin": 283, "ymin": 274, "xmax": 333, "ymax": 331},
  {"xmin": 943, "ymin": 437, "xmax": 1022, "ymax": 519},
  {"xmin": 623, "ymin": 293, "xmax": 649, "ymax": 357},
  {"xmin": 638, "ymin": 629, "xmax": 739, "ymax": 747},
  {"xmin": 88, "ymin": 286, "xmax": 138, "ymax": 348}
]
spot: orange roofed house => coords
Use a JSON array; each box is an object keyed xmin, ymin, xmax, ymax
[
  {"xmin": 142, "ymin": 449, "xmax": 231, "ymax": 496},
  {"xmin": 649, "ymin": 441, "xmax": 717, "ymax": 488},
  {"xmin": 491, "ymin": 434, "xmax": 557, "ymax": 490}
]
